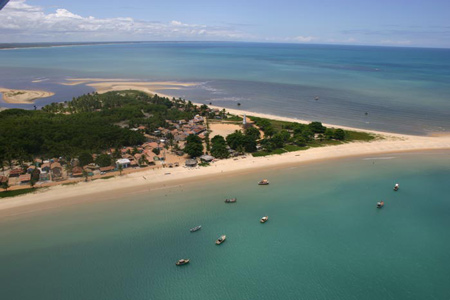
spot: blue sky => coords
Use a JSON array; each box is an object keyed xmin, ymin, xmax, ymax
[{"xmin": 1, "ymin": 0, "xmax": 450, "ymax": 47}]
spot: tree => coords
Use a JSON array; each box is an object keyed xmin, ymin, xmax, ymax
[
  {"xmin": 333, "ymin": 129, "xmax": 346, "ymax": 140},
  {"xmin": 211, "ymin": 143, "xmax": 230, "ymax": 159},
  {"xmin": 226, "ymin": 131, "xmax": 245, "ymax": 150},
  {"xmin": 29, "ymin": 178, "xmax": 36, "ymax": 188},
  {"xmin": 242, "ymin": 135, "xmax": 257, "ymax": 152},
  {"xmin": 294, "ymin": 136, "xmax": 307, "ymax": 147},
  {"xmin": 308, "ymin": 121, "xmax": 326, "ymax": 133},
  {"xmin": 95, "ymin": 154, "xmax": 112, "ymax": 167},
  {"xmin": 184, "ymin": 134, "xmax": 203, "ymax": 157},
  {"xmin": 78, "ymin": 152, "xmax": 93, "ymax": 167},
  {"xmin": 118, "ymin": 164, "xmax": 124, "ymax": 176},
  {"xmin": 82, "ymin": 169, "xmax": 89, "ymax": 182},
  {"xmin": 245, "ymin": 127, "xmax": 261, "ymax": 140},
  {"xmin": 1, "ymin": 181, "xmax": 9, "ymax": 191},
  {"xmin": 152, "ymin": 148, "xmax": 161, "ymax": 155}
]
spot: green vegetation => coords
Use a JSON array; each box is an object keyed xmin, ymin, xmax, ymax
[
  {"xmin": 211, "ymin": 135, "xmax": 230, "ymax": 159},
  {"xmin": 184, "ymin": 134, "xmax": 203, "ymax": 157},
  {"xmin": 0, "ymin": 188, "xmax": 36, "ymax": 198},
  {"xmin": 246, "ymin": 116, "xmax": 376, "ymax": 157},
  {"xmin": 0, "ymin": 91, "xmax": 210, "ymax": 165},
  {"xmin": 99, "ymin": 176, "xmax": 115, "ymax": 180},
  {"xmin": 62, "ymin": 182, "xmax": 79, "ymax": 186}
]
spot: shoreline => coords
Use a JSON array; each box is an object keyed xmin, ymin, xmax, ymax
[{"xmin": 1, "ymin": 79, "xmax": 450, "ymax": 216}]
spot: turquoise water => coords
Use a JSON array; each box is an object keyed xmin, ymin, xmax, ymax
[
  {"xmin": 1, "ymin": 42, "xmax": 450, "ymax": 134},
  {"xmin": 1, "ymin": 151, "xmax": 450, "ymax": 300}
]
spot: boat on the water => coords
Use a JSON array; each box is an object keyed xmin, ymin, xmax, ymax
[
  {"xmin": 176, "ymin": 259, "xmax": 190, "ymax": 266},
  {"xmin": 215, "ymin": 235, "xmax": 226, "ymax": 245},
  {"xmin": 258, "ymin": 179, "xmax": 269, "ymax": 185},
  {"xmin": 190, "ymin": 225, "xmax": 202, "ymax": 232},
  {"xmin": 260, "ymin": 216, "xmax": 268, "ymax": 223},
  {"xmin": 377, "ymin": 201, "xmax": 384, "ymax": 208},
  {"xmin": 225, "ymin": 198, "xmax": 237, "ymax": 203},
  {"xmin": 393, "ymin": 183, "xmax": 399, "ymax": 191}
]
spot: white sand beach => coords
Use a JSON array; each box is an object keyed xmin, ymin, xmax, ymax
[
  {"xmin": 2, "ymin": 79, "xmax": 450, "ymax": 216},
  {"xmin": 0, "ymin": 88, "xmax": 54, "ymax": 104}
]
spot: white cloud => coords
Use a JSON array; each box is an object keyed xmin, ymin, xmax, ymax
[
  {"xmin": 0, "ymin": 0, "xmax": 248, "ymax": 42},
  {"xmin": 292, "ymin": 36, "xmax": 317, "ymax": 43}
]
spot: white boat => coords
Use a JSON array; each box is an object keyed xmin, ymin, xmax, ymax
[
  {"xmin": 215, "ymin": 235, "xmax": 226, "ymax": 245},
  {"xmin": 176, "ymin": 259, "xmax": 190, "ymax": 266},
  {"xmin": 393, "ymin": 183, "xmax": 399, "ymax": 191},
  {"xmin": 258, "ymin": 179, "xmax": 269, "ymax": 185},
  {"xmin": 190, "ymin": 225, "xmax": 201, "ymax": 232},
  {"xmin": 260, "ymin": 216, "xmax": 268, "ymax": 223},
  {"xmin": 377, "ymin": 201, "xmax": 384, "ymax": 208}
]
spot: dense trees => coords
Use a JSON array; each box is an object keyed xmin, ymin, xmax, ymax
[
  {"xmin": 211, "ymin": 135, "xmax": 229, "ymax": 159},
  {"xmin": 184, "ymin": 134, "xmax": 203, "ymax": 157},
  {"xmin": 0, "ymin": 91, "xmax": 201, "ymax": 161},
  {"xmin": 95, "ymin": 154, "xmax": 113, "ymax": 167}
]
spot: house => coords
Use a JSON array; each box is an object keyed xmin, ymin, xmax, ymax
[
  {"xmin": 41, "ymin": 163, "xmax": 51, "ymax": 173},
  {"xmin": 185, "ymin": 159, "xmax": 198, "ymax": 167},
  {"xmin": 9, "ymin": 169, "xmax": 23, "ymax": 177},
  {"xmin": 27, "ymin": 166, "xmax": 36, "ymax": 173},
  {"xmin": 200, "ymin": 155, "xmax": 215, "ymax": 163},
  {"xmin": 39, "ymin": 173, "xmax": 50, "ymax": 181},
  {"xmin": 51, "ymin": 162, "xmax": 63, "ymax": 180},
  {"xmin": 0, "ymin": 176, "xmax": 8, "ymax": 184},
  {"xmin": 99, "ymin": 166, "xmax": 115, "ymax": 173},
  {"xmin": 19, "ymin": 174, "xmax": 31, "ymax": 184},
  {"xmin": 116, "ymin": 158, "xmax": 131, "ymax": 168},
  {"xmin": 72, "ymin": 166, "xmax": 83, "ymax": 177}
]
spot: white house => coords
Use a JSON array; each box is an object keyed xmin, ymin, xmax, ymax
[{"xmin": 116, "ymin": 158, "xmax": 131, "ymax": 168}]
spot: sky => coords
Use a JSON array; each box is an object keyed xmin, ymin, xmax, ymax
[{"xmin": 1, "ymin": 0, "xmax": 450, "ymax": 48}]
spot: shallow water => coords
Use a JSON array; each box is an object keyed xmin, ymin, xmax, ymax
[
  {"xmin": 1, "ymin": 151, "xmax": 449, "ymax": 300},
  {"xmin": 1, "ymin": 42, "xmax": 450, "ymax": 134}
]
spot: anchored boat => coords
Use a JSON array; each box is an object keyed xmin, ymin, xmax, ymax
[
  {"xmin": 393, "ymin": 183, "xmax": 399, "ymax": 191},
  {"xmin": 190, "ymin": 225, "xmax": 202, "ymax": 232},
  {"xmin": 377, "ymin": 201, "xmax": 384, "ymax": 208},
  {"xmin": 215, "ymin": 235, "xmax": 226, "ymax": 245},
  {"xmin": 225, "ymin": 198, "xmax": 237, "ymax": 203},
  {"xmin": 260, "ymin": 216, "xmax": 269, "ymax": 223},
  {"xmin": 258, "ymin": 179, "xmax": 269, "ymax": 185},
  {"xmin": 176, "ymin": 259, "xmax": 190, "ymax": 266}
]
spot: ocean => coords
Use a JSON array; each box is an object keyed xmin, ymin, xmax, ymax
[
  {"xmin": 1, "ymin": 42, "xmax": 450, "ymax": 135},
  {"xmin": 1, "ymin": 151, "xmax": 450, "ymax": 300}
]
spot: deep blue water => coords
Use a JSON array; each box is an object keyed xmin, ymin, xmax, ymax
[
  {"xmin": 1, "ymin": 42, "xmax": 450, "ymax": 134},
  {"xmin": 1, "ymin": 151, "xmax": 450, "ymax": 299}
]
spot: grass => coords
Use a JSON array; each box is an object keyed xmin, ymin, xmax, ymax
[
  {"xmin": 199, "ymin": 162, "xmax": 210, "ymax": 167},
  {"xmin": 345, "ymin": 130, "xmax": 376, "ymax": 141},
  {"xmin": 99, "ymin": 175, "xmax": 115, "ymax": 180},
  {"xmin": 0, "ymin": 188, "xmax": 36, "ymax": 198},
  {"xmin": 225, "ymin": 114, "xmax": 243, "ymax": 121},
  {"xmin": 283, "ymin": 144, "xmax": 309, "ymax": 152}
]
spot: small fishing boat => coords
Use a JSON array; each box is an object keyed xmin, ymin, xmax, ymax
[
  {"xmin": 314, "ymin": 96, "xmax": 319, "ymax": 100},
  {"xmin": 190, "ymin": 225, "xmax": 202, "ymax": 232},
  {"xmin": 377, "ymin": 201, "xmax": 384, "ymax": 208},
  {"xmin": 225, "ymin": 198, "xmax": 237, "ymax": 203},
  {"xmin": 393, "ymin": 183, "xmax": 399, "ymax": 191},
  {"xmin": 176, "ymin": 259, "xmax": 190, "ymax": 266},
  {"xmin": 260, "ymin": 216, "xmax": 268, "ymax": 223},
  {"xmin": 258, "ymin": 179, "xmax": 269, "ymax": 185},
  {"xmin": 215, "ymin": 235, "xmax": 226, "ymax": 245}
]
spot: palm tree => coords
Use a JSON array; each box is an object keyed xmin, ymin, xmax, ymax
[
  {"xmin": 118, "ymin": 164, "xmax": 123, "ymax": 176},
  {"xmin": 82, "ymin": 169, "xmax": 89, "ymax": 182}
]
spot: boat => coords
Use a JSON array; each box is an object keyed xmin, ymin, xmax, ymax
[
  {"xmin": 314, "ymin": 96, "xmax": 319, "ymax": 100},
  {"xmin": 175, "ymin": 259, "xmax": 190, "ymax": 266},
  {"xmin": 377, "ymin": 201, "xmax": 384, "ymax": 208},
  {"xmin": 215, "ymin": 235, "xmax": 226, "ymax": 245},
  {"xmin": 190, "ymin": 225, "xmax": 202, "ymax": 232},
  {"xmin": 225, "ymin": 198, "xmax": 237, "ymax": 203},
  {"xmin": 258, "ymin": 179, "xmax": 269, "ymax": 185},
  {"xmin": 260, "ymin": 216, "xmax": 268, "ymax": 223},
  {"xmin": 393, "ymin": 183, "xmax": 399, "ymax": 191}
]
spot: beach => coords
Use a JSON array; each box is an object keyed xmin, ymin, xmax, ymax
[
  {"xmin": 1, "ymin": 124, "xmax": 449, "ymax": 217},
  {"xmin": 0, "ymin": 87, "xmax": 54, "ymax": 104}
]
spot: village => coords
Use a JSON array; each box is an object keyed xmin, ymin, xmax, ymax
[{"xmin": 0, "ymin": 108, "xmax": 247, "ymax": 191}]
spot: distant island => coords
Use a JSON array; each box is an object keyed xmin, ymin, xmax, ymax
[{"xmin": 0, "ymin": 90, "xmax": 374, "ymax": 197}]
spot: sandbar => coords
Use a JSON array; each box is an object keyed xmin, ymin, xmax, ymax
[{"xmin": 0, "ymin": 88, "xmax": 54, "ymax": 104}]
